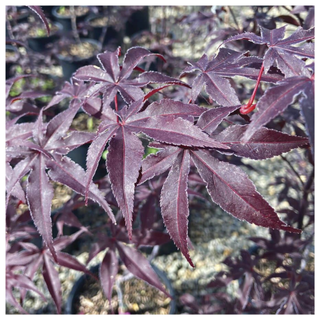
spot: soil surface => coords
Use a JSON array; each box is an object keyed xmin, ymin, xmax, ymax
[
  {"xmin": 74, "ymin": 265, "xmax": 172, "ymax": 315},
  {"xmin": 60, "ymin": 41, "xmax": 99, "ymax": 59}
]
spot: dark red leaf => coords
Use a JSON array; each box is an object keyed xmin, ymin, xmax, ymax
[
  {"xmin": 42, "ymin": 254, "xmax": 61, "ymax": 313},
  {"xmin": 100, "ymin": 249, "xmax": 119, "ymax": 302},
  {"xmin": 74, "ymin": 47, "xmax": 189, "ymax": 109},
  {"xmin": 26, "ymin": 154, "xmax": 57, "ymax": 261},
  {"xmin": 191, "ymin": 149, "xmax": 301, "ymax": 233},
  {"xmin": 214, "ymin": 124, "xmax": 309, "ymax": 159},
  {"xmin": 85, "ymin": 124, "xmax": 118, "ymax": 199},
  {"xmin": 56, "ymin": 251, "xmax": 95, "ymax": 278},
  {"xmin": 181, "ymin": 49, "xmax": 275, "ymax": 105},
  {"xmin": 223, "ymin": 25, "xmax": 314, "ymax": 77},
  {"xmin": 160, "ymin": 149, "xmax": 194, "ymax": 267},
  {"xmin": 116, "ymin": 242, "xmax": 171, "ymax": 298},
  {"xmin": 106, "ymin": 127, "xmax": 145, "ymax": 239},
  {"xmin": 128, "ymin": 116, "xmax": 229, "ymax": 149}
]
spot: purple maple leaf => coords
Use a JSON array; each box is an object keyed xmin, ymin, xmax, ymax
[
  {"xmin": 223, "ymin": 25, "xmax": 314, "ymax": 77},
  {"xmin": 180, "ymin": 48, "xmax": 283, "ymax": 105},
  {"xmin": 73, "ymin": 46, "xmax": 189, "ymax": 112},
  {"xmin": 85, "ymin": 97, "xmax": 226, "ymax": 240},
  {"xmin": 6, "ymin": 105, "xmax": 115, "ymax": 260}
]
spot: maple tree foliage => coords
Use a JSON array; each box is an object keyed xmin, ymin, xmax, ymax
[{"xmin": 6, "ymin": 5, "xmax": 314, "ymax": 314}]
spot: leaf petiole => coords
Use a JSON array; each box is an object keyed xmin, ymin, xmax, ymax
[{"xmin": 240, "ymin": 64, "xmax": 264, "ymax": 114}]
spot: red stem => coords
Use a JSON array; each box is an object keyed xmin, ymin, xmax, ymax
[
  {"xmin": 114, "ymin": 95, "xmax": 118, "ymax": 112},
  {"xmin": 240, "ymin": 64, "xmax": 264, "ymax": 114}
]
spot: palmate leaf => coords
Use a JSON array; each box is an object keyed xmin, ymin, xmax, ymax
[
  {"xmin": 223, "ymin": 25, "xmax": 314, "ymax": 77},
  {"xmin": 241, "ymin": 75, "xmax": 314, "ymax": 142},
  {"xmin": 6, "ymin": 271, "xmax": 47, "ymax": 314},
  {"xmin": 9, "ymin": 229, "xmax": 92, "ymax": 314},
  {"xmin": 45, "ymin": 78, "xmax": 95, "ymax": 111},
  {"xmin": 181, "ymin": 50, "xmax": 240, "ymax": 105},
  {"xmin": 139, "ymin": 139, "xmax": 301, "ymax": 267},
  {"xmin": 84, "ymin": 97, "xmax": 227, "ymax": 239},
  {"xmin": 73, "ymin": 46, "xmax": 187, "ymax": 111},
  {"xmin": 214, "ymin": 124, "xmax": 309, "ymax": 160},
  {"xmin": 6, "ymin": 105, "xmax": 117, "ymax": 260},
  {"xmin": 180, "ymin": 48, "xmax": 282, "ymax": 106},
  {"xmin": 191, "ymin": 149, "xmax": 301, "ymax": 234}
]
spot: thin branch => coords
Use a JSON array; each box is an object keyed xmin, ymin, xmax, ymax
[{"xmin": 280, "ymin": 154, "xmax": 304, "ymax": 188}]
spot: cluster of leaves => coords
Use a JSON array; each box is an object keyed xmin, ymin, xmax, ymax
[
  {"xmin": 180, "ymin": 229, "xmax": 314, "ymax": 314},
  {"xmin": 6, "ymin": 5, "xmax": 314, "ymax": 314}
]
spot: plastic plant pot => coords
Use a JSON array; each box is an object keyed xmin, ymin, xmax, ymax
[
  {"xmin": 65, "ymin": 263, "xmax": 176, "ymax": 315},
  {"xmin": 56, "ymin": 38, "xmax": 101, "ymax": 80},
  {"xmin": 27, "ymin": 22, "xmax": 63, "ymax": 53},
  {"xmin": 85, "ymin": 14, "xmax": 122, "ymax": 46}
]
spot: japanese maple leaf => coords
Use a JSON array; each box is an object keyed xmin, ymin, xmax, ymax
[
  {"xmin": 73, "ymin": 46, "xmax": 189, "ymax": 112},
  {"xmin": 6, "ymin": 230, "xmax": 94, "ymax": 313},
  {"xmin": 137, "ymin": 112, "xmax": 303, "ymax": 266},
  {"xmin": 223, "ymin": 25, "xmax": 314, "ymax": 77},
  {"xmin": 6, "ymin": 103, "xmax": 114, "ymax": 260},
  {"xmin": 84, "ymin": 97, "xmax": 227, "ymax": 241},
  {"xmin": 180, "ymin": 48, "xmax": 283, "ymax": 105}
]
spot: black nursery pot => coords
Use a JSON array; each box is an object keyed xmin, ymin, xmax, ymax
[
  {"xmin": 51, "ymin": 6, "xmax": 90, "ymax": 32},
  {"xmin": 85, "ymin": 15, "xmax": 122, "ymax": 46},
  {"xmin": 65, "ymin": 263, "xmax": 176, "ymax": 315},
  {"xmin": 56, "ymin": 38, "xmax": 101, "ymax": 80},
  {"xmin": 27, "ymin": 22, "xmax": 62, "ymax": 53}
]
